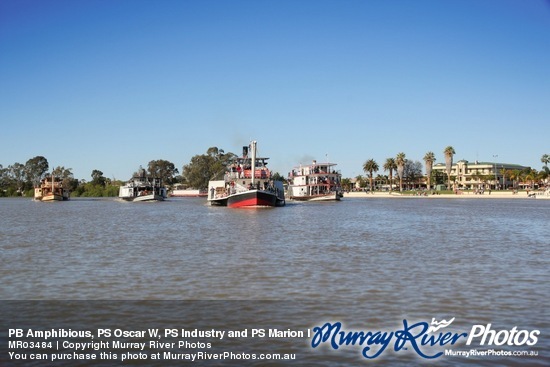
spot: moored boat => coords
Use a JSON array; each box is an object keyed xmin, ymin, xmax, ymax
[
  {"xmin": 119, "ymin": 167, "xmax": 167, "ymax": 202},
  {"xmin": 169, "ymin": 185, "xmax": 207, "ymax": 197},
  {"xmin": 34, "ymin": 175, "xmax": 70, "ymax": 201},
  {"xmin": 287, "ymin": 160, "xmax": 343, "ymax": 202},
  {"xmin": 528, "ymin": 187, "xmax": 550, "ymax": 199},
  {"xmin": 207, "ymin": 141, "xmax": 285, "ymax": 208}
]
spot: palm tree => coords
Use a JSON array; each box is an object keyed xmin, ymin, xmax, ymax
[
  {"xmin": 510, "ymin": 169, "xmax": 521, "ymax": 190},
  {"xmin": 395, "ymin": 153, "xmax": 406, "ymax": 192},
  {"xmin": 375, "ymin": 174, "xmax": 386, "ymax": 190},
  {"xmin": 542, "ymin": 154, "xmax": 550, "ymax": 174},
  {"xmin": 383, "ymin": 158, "xmax": 397, "ymax": 192},
  {"xmin": 537, "ymin": 169, "xmax": 548, "ymax": 188},
  {"xmin": 363, "ymin": 159, "xmax": 379, "ymax": 193},
  {"xmin": 443, "ymin": 146, "xmax": 455, "ymax": 190},
  {"xmin": 423, "ymin": 152, "xmax": 436, "ymax": 190},
  {"xmin": 524, "ymin": 169, "xmax": 537, "ymax": 190},
  {"xmin": 341, "ymin": 178, "xmax": 352, "ymax": 192},
  {"xmin": 500, "ymin": 168, "xmax": 509, "ymax": 189}
]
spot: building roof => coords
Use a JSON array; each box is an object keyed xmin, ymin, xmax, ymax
[{"xmin": 433, "ymin": 161, "xmax": 529, "ymax": 169}]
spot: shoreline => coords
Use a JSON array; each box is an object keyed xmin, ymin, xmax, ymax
[{"xmin": 342, "ymin": 191, "xmax": 537, "ymax": 199}]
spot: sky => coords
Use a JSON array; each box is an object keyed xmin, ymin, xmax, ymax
[{"xmin": 1, "ymin": 0, "xmax": 549, "ymax": 181}]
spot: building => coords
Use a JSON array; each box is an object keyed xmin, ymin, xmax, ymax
[{"xmin": 432, "ymin": 160, "xmax": 530, "ymax": 190}]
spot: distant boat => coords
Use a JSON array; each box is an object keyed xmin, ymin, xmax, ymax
[
  {"xmin": 207, "ymin": 141, "xmax": 285, "ymax": 208},
  {"xmin": 169, "ymin": 185, "xmax": 207, "ymax": 197},
  {"xmin": 34, "ymin": 175, "xmax": 70, "ymax": 201},
  {"xmin": 287, "ymin": 160, "xmax": 343, "ymax": 202},
  {"xmin": 528, "ymin": 187, "xmax": 550, "ymax": 199},
  {"xmin": 119, "ymin": 167, "xmax": 167, "ymax": 202}
]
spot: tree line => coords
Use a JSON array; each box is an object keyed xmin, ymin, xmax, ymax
[
  {"xmin": 0, "ymin": 149, "xmax": 244, "ymax": 197},
  {"xmin": 0, "ymin": 156, "xmax": 180, "ymax": 197},
  {"xmin": 2, "ymin": 150, "xmax": 548, "ymax": 197}
]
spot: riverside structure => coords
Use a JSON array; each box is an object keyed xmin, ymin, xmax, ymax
[{"xmin": 432, "ymin": 160, "xmax": 530, "ymax": 190}]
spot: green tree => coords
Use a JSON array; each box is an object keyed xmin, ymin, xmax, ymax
[
  {"xmin": 383, "ymin": 158, "xmax": 397, "ymax": 192},
  {"xmin": 500, "ymin": 168, "xmax": 509, "ymax": 190},
  {"xmin": 0, "ymin": 164, "xmax": 11, "ymax": 196},
  {"xmin": 524, "ymin": 169, "xmax": 537, "ymax": 190},
  {"xmin": 271, "ymin": 172, "xmax": 287, "ymax": 184},
  {"xmin": 541, "ymin": 154, "xmax": 550, "ymax": 174},
  {"xmin": 423, "ymin": 152, "xmax": 436, "ymax": 190},
  {"xmin": 9, "ymin": 163, "xmax": 26, "ymax": 195},
  {"xmin": 541, "ymin": 154, "xmax": 549, "ymax": 167},
  {"xmin": 432, "ymin": 170, "xmax": 446, "ymax": 186},
  {"xmin": 91, "ymin": 169, "xmax": 106, "ymax": 187},
  {"xmin": 52, "ymin": 166, "xmax": 73, "ymax": 179},
  {"xmin": 444, "ymin": 146, "xmax": 456, "ymax": 190},
  {"xmin": 25, "ymin": 156, "xmax": 49, "ymax": 186},
  {"xmin": 510, "ymin": 169, "xmax": 521, "ymax": 189},
  {"xmin": 481, "ymin": 174, "xmax": 492, "ymax": 189},
  {"xmin": 52, "ymin": 166, "xmax": 74, "ymax": 192},
  {"xmin": 355, "ymin": 175, "xmax": 366, "ymax": 189},
  {"xmin": 404, "ymin": 160, "xmax": 423, "ymax": 189},
  {"xmin": 362, "ymin": 159, "xmax": 379, "ymax": 192},
  {"xmin": 396, "ymin": 153, "xmax": 406, "ymax": 192},
  {"xmin": 183, "ymin": 147, "xmax": 236, "ymax": 190},
  {"xmin": 148, "ymin": 159, "xmax": 179, "ymax": 186},
  {"xmin": 341, "ymin": 178, "xmax": 352, "ymax": 191},
  {"xmin": 375, "ymin": 174, "xmax": 387, "ymax": 190}
]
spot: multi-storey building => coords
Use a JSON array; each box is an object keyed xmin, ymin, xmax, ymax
[{"xmin": 432, "ymin": 160, "xmax": 529, "ymax": 190}]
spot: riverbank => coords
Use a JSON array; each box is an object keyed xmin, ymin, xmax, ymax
[{"xmin": 343, "ymin": 191, "xmax": 535, "ymax": 199}]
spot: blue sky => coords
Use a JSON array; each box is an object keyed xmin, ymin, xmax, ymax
[{"xmin": 1, "ymin": 0, "xmax": 549, "ymax": 181}]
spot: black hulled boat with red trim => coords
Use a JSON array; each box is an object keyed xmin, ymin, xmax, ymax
[{"xmin": 207, "ymin": 141, "xmax": 285, "ymax": 208}]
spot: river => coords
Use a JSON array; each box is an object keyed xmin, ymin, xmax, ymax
[{"xmin": 1, "ymin": 197, "xmax": 548, "ymax": 366}]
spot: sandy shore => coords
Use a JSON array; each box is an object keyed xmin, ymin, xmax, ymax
[{"xmin": 343, "ymin": 191, "xmax": 536, "ymax": 199}]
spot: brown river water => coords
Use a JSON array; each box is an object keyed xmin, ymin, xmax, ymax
[{"xmin": 1, "ymin": 197, "xmax": 548, "ymax": 366}]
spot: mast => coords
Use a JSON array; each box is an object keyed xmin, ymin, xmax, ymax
[{"xmin": 250, "ymin": 140, "xmax": 257, "ymax": 186}]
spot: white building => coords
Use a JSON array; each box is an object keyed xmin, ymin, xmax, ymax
[{"xmin": 432, "ymin": 160, "xmax": 529, "ymax": 190}]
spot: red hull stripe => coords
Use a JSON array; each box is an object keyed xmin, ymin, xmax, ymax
[{"xmin": 228, "ymin": 198, "xmax": 274, "ymax": 208}]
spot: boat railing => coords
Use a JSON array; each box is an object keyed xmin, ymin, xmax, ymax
[
  {"xmin": 243, "ymin": 169, "xmax": 270, "ymax": 179},
  {"xmin": 226, "ymin": 170, "xmax": 270, "ymax": 180},
  {"xmin": 289, "ymin": 169, "xmax": 341, "ymax": 177},
  {"xmin": 232, "ymin": 182, "xmax": 249, "ymax": 194}
]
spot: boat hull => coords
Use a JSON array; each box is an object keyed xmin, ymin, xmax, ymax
[
  {"xmin": 120, "ymin": 194, "xmax": 165, "ymax": 202},
  {"xmin": 529, "ymin": 190, "xmax": 550, "ymax": 199},
  {"xmin": 210, "ymin": 190, "xmax": 284, "ymax": 208},
  {"xmin": 289, "ymin": 192, "xmax": 341, "ymax": 202},
  {"xmin": 40, "ymin": 193, "xmax": 65, "ymax": 202}
]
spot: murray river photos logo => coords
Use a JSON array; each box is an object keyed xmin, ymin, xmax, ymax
[{"xmin": 310, "ymin": 318, "xmax": 540, "ymax": 360}]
